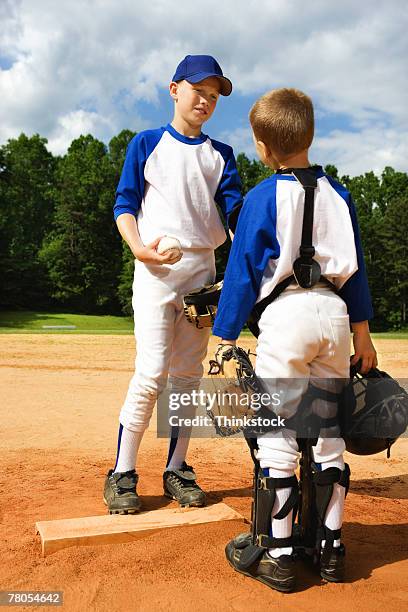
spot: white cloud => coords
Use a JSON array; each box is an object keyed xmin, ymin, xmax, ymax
[
  {"xmin": 0, "ymin": 0, "xmax": 407, "ymax": 175},
  {"xmin": 46, "ymin": 110, "xmax": 113, "ymax": 155},
  {"xmin": 312, "ymin": 126, "xmax": 408, "ymax": 177},
  {"xmin": 222, "ymin": 123, "xmax": 408, "ymax": 178}
]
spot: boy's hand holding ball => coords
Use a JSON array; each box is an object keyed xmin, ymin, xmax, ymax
[
  {"xmin": 135, "ymin": 235, "xmax": 183, "ymax": 265},
  {"xmin": 157, "ymin": 236, "xmax": 183, "ymax": 258}
]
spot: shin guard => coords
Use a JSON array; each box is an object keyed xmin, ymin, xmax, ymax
[
  {"xmin": 237, "ymin": 470, "xmax": 299, "ymax": 570},
  {"xmin": 312, "ymin": 464, "xmax": 350, "ymax": 552},
  {"xmin": 254, "ymin": 472, "xmax": 299, "ymax": 548}
]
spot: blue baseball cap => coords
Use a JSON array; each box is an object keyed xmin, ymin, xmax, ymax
[{"xmin": 172, "ymin": 55, "xmax": 232, "ymax": 96}]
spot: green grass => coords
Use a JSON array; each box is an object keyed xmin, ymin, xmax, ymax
[
  {"xmin": 1, "ymin": 310, "xmax": 407, "ymax": 338},
  {"xmin": 0, "ymin": 310, "xmax": 134, "ymax": 334}
]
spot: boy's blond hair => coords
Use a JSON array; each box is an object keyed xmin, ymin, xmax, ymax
[{"xmin": 249, "ymin": 88, "xmax": 314, "ymax": 158}]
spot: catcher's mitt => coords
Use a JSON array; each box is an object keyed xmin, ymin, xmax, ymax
[
  {"xmin": 207, "ymin": 344, "xmax": 263, "ymax": 436},
  {"xmin": 183, "ymin": 281, "xmax": 223, "ymax": 329}
]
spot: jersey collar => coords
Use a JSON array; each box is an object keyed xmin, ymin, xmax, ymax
[
  {"xmin": 275, "ymin": 165, "xmax": 325, "ymax": 179},
  {"xmin": 166, "ymin": 123, "xmax": 207, "ymax": 145}
]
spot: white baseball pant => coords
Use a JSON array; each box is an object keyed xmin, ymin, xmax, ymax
[
  {"xmin": 255, "ymin": 284, "xmax": 351, "ymax": 472},
  {"xmin": 119, "ymin": 249, "xmax": 215, "ymax": 433}
]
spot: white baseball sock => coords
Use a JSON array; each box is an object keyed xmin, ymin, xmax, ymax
[{"xmin": 113, "ymin": 425, "xmax": 143, "ymax": 473}]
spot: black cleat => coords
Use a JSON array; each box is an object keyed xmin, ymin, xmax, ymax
[
  {"xmin": 103, "ymin": 469, "xmax": 142, "ymax": 515},
  {"xmin": 225, "ymin": 533, "xmax": 296, "ymax": 593},
  {"xmin": 163, "ymin": 462, "xmax": 206, "ymax": 507},
  {"xmin": 320, "ymin": 543, "xmax": 346, "ymax": 582}
]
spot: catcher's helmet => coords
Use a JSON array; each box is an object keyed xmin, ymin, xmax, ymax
[
  {"xmin": 340, "ymin": 366, "xmax": 408, "ymax": 457},
  {"xmin": 183, "ymin": 281, "xmax": 223, "ymax": 328}
]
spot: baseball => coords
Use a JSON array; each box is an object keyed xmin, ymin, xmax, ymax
[{"xmin": 157, "ymin": 235, "xmax": 183, "ymax": 256}]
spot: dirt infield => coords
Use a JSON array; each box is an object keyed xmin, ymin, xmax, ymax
[{"xmin": 0, "ymin": 335, "xmax": 407, "ymax": 611}]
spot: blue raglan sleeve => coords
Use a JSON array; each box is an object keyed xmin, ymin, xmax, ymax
[
  {"xmin": 212, "ymin": 185, "xmax": 280, "ymax": 340},
  {"xmin": 114, "ymin": 134, "xmax": 147, "ymax": 220},
  {"xmin": 114, "ymin": 129, "xmax": 164, "ymax": 221},
  {"xmin": 211, "ymin": 142, "xmax": 243, "ymax": 231},
  {"xmin": 338, "ymin": 194, "xmax": 374, "ymax": 322}
]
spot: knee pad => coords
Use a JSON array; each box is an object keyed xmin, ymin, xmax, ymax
[
  {"xmin": 168, "ymin": 374, "xmax": 202, "ymax": 391},
  {"xmin": 313, "ymin": 463, "xmax": 350, "ymax": 549},
  {"xmin": 134, "ymin": 376, "xmax": 167, "ymax": 398},
  {"xmin": 256, "ymin": 433, "xmax": 300, "ymax": 473}
]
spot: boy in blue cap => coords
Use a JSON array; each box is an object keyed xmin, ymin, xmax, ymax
[
  {"xmin": 212, "ymin": 88, "xmax": 377, "ymax": 591},
  {"xmin": 103, "ymin": 55, "xmax": 242, "ymax": 513}
]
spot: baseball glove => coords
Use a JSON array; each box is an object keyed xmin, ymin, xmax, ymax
[
  {"xmin": 207, "ymin": 344, "xmax": 263, "ymax": 436},
  {"xmin": 183, "ymin": 281, "xmax": 223, "ymax": 329}
]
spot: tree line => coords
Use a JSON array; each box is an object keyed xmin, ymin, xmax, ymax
[{"xmin": 0, "ymin": 131, "xmax": 407, "ymax": 330}]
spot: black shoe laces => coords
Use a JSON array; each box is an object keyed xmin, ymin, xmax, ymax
[{"xmin": 166, "ymin": 463, "xmax": 200, "ymax": 490}]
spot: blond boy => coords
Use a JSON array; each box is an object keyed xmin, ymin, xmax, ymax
[{"xmin": 104, "ymin": 55, "xmax": 242, "ymax": 513}]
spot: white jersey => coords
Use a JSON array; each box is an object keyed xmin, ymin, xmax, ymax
[
  {"xmin": 114, "ymin": 123, "xmax": 242, "ymax": 250},
  {"xmin": 258, "ymin": 174, "xmax": 358, "ymax": 302},
  {"xmin": 213, "ymin": 168, "xmax": 373, "ymax": 339}
]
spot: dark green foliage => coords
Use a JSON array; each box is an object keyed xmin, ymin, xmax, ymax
[
  {"xmin": 117, "ymin": 242, "xmax": 135, "ymax": 316},
  {"xmin": 108, "ymin": 129, "xmax": 136, "ymax": 175},
  {"xmin": 343, "ymin": 168, "xmax": 408, "ymax": 329},
  {"xmin": 0, "ymin": 134, "xmax": 56, "ymax": 308},
  {"xmin": 212, "ymin": 153, "xmax": 274, "ymax": 277},
  {"xmin": 107, "ymin": 129, "xmax": 137, "ymax": 315},
  {"xmin": 215, "ymin": 234, "xmax": 232, "ymax": 280},
  {"xmin": 39, "ymin": 135, "xmax": 123, "ymax": 313},
  {"xmin": 375, "ymin": 194, "xmax": 408, "ymax": 328},
  {"xmin": 236, "ymin": 152, "xmax": 274, "ymax": 194},
  {"xmin": 323, "ymin": 164, "xmax": 340, "ymax": 181}
]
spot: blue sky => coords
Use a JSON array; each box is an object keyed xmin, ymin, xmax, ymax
[{"xmin": 1, "ymin": 0, "xmax": 407, "ymax": 175}]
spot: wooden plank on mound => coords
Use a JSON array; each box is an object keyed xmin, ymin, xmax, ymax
[{"xmin": 35, "ymin": 502, "xmax": 245, "ymax": 556}]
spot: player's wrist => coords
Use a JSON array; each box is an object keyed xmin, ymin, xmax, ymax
[
  {"xmin": 133, "ymin": 245, "xmax": 151, "ymax": 261},
  {"xmin": 351, "ymin": 320, "xmax": 369, "ymax": 335}
]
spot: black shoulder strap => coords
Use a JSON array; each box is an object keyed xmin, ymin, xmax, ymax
[
  {"xmin": 291, "ymin": 168, "xmax": 322, "ymax": 288},
  {"xmin": 292, "ymin": 168, "xmax": 318, "ymax": 261},
  {"xmin": 247, "ymin": 274, "xmax": 294, "ymax": 337}
]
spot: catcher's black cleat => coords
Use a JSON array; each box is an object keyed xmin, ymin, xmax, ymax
[
  {"xmin": 163, "ymin": 462, "xmax": 206, "ymax": 507},
  {"xmin": 103, "ymin": 469, "xmax": 142, "ymax": 515},
  {"xmin": 319, "ymin": 543, "xmax": 346, "ymax": 582},
  {"xmin": 225, "ymin": 533, "xmax": 296, "ymax": 593}
]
